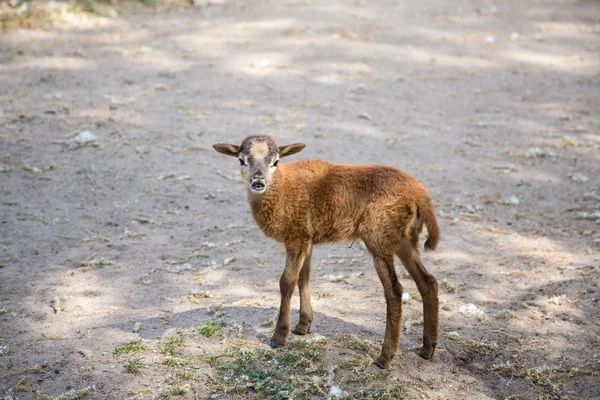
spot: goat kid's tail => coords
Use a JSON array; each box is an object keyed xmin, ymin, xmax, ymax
[{"xmin": 420, "ymin": 200, "xmax": 440, "ymax": 251}]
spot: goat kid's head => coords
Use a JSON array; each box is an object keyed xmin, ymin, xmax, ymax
[{"xmin": 213, "ymin": 136, "xmax": 305, "ymax": 195}]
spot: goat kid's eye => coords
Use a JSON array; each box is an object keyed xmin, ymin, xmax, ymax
[
  {"xmin": 239, "ymin": 159, "xmax": 247, "ymax": 167},
  {"xmin": 271, "ymin": 160, "xmax": 279, "ymax": 168}
]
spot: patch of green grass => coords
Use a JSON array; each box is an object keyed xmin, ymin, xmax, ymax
[
  {"xmin": 204, "ymin": 351, "xmax": 224, "ymax": 367},
  {"xmin": 198, "ymin": 320, "xmax": 226, "ymax": 337},
  {"xmin": 277, "ymin": 352, "xmax": 300, "ymax": 367},
  {"xmin": 492, "ymin": 362, "xmax": 598, "ymax": 398},
  {"xmin": 15, "ymin": 376, "xmax": 27, "ymax": 392},
  {"xmin": 88, "ymin": 4, "xmax": 103, "ymax": 17},
  {"xmin": 137, "ymin": 0, "xmax": 157, "ymax": 4},
  {"xmin": 288, "ymin": 338, "xmax": 327, "ymax": 361},
  {"xmin": 208, "ymin": 339, "xmax": 334, "ymax": 398},
  {"xmin": 333, "ymin": 356, "xmax": 377, "ymax": 385},
  {"xmin": 68, "ymin": 2, "xmax": 85, "ymax": 15},
  {"xmin": 341, "ymin": 388, "xmax": 391, "ymax": 400},
  {"xmin": 169, "ymin": 385, "xmax": 186, "ymax": 396},
  {"xmin": 64, "ymin": 1, "xmax": 104, "ymax": 17},
  {"xmin": 1, "ymin": 364, "xmax": 46, "ymax": 379},
  {"xmin": 338, "ymin": 333, "xmax": 373, "ymax": 353},
  {"xmin": 125, "ymin": 357, "xmax": 143, "ymax": 374},
  {"xmin": 158, "ymin": 336, "xmax": 183, "ymax": 356},
  {"xmin": 207, "ymin": 336, "xmax": 395, "ymax": 399},
  {"xmin": 35, "ymin": 387, "xmax": 91, "ymax": 400},
  {"xmin": 113, "ymin": 340, "xmax": 146, "ymax": 356},
  {"xmin": 80, "ymin": 258, "xmax": 112, "ymax": 269},
  {"xmin": 165, "ymin": 354, "xmax": 191, "ymax": 368},
  {"xmin": 175, "ymin": 369, "xmax": 196, "ymax": 380},
  {"xmin": 214, "ymin": 348, "xmax": 276, "ymax": 395}
]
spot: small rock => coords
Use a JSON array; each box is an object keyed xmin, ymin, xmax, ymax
[
  {"xmin": 52, "ymin": 297, "xmax": 65, "ymax": 314},
  {"xmin": 401, "ymin": 292, "xmax": 412, "ymax": 303},
  {"xmin": 166, "ymin": 263, "xmax": 193, "ymax": 273},
  {"xmin": 329, "ymin": 385, "xmax": 346, "ymax": 398},
  {"xmin": 133, "ymin": 322, "xmax": 142, "ymax": 333},
  {"xmin": 523, "ymin": 147, "xmax": 556, "ymax": 158},
  {"xmin": 324, "ymin": 272, "xmax": 364, "ymax": 283},
  {"xmin": 548, "ymin": 294, "xmax": 570, "ymax": 305},
  {"xmin": 498, "ymin": 195, "xmax": 520, "ymax": 206},
  {"xmin": 445, "ymin": 331, "xmax": 460, "ymax": 339},
  {"xmin": 157, "ymin": 172, "xmax": 177, "ymax": 180},
  {"xmin": 308, "ymin": 334, "xmax": 327, "ymax": 343},
  {"xmin": 223, "ymin": 256, "xmax": 237, "ymax": 266},
  {"xmin": 570, "ymin": 173, "xmax": 589, "ymax": 183},
  {"xmin": 191, "ymin": 289, "xmax": 213, "ymax": 298},
  {"xmin": 78, "ymin": 349, "xmax": 93, "ymax": 358},
  {"xmin": 575, "ymin": 211, "xmax": 600, "ymax": 222},
  {"xmin": 65, "ymin": 131, "xmax": 99, "ymax": 150},
  {"xmin": 459, "ymin": 304, "xmax": 485, "ymax": 318},
  {"xmin": 358, "ymin": 112, "xmax": 372, "ymax": 121}
]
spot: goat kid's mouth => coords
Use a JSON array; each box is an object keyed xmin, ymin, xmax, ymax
[{"xmin": 250, "ymin": 179, "xmax": 267, "ymax": 194}]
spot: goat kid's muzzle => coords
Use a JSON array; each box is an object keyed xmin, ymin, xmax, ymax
[{"xmin": 250, "ymin": 178, "xmax": 267, "ymax": 194}]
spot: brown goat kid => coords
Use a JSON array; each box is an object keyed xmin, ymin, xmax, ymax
[{"xmin": 213, "ymin": 135, "xmax": 440, "ymax": 369}]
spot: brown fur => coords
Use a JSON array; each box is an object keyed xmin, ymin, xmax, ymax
[{"xmin": 213, "ymin": 135, "xmax": 440, "ymax": 368}]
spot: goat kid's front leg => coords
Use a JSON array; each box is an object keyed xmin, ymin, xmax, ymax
[
  {"xmin": 293, "ymin": 245, "xmax": 313, "ymax": 335},
  {"xmin": 271, "ymin": 243, "xmax": 310, "ymax": 348}
]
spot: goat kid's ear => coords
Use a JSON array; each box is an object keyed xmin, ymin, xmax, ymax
[
  {"xmin": 213, "ymin": 143, "xmax": 240, "ymax": 157},
  {"xmin": 278, "ymin": 143, "xmax": 305, "ymax": 158}
]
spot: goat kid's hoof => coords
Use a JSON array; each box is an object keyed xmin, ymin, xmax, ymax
[
  {"xmin": 269, "ymin": 341, "xmax": 285, "ymax": 349},
  {"xmin": 418, "ymin": 343, "xmax": 437, "ymax": 360},
  {"xmin": 373, "ymin": 356, "xmax": 391, "ymax": 369},
  {"xmin": 292, "ymin": 323, "xmax": 311, "ymax": 335}
]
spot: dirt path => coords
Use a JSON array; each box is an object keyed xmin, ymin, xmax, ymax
[{"xmin": 1, "ymin": 0, "xmax": 599, "ymax": 399}]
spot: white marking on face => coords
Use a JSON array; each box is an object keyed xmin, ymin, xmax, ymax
[{"xmin": 250, "ymin": 141, "xmax": 269, "ymax": 159}]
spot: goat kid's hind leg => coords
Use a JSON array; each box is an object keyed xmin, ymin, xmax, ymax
[
  {"xmin": 396, "ymin": 242, "xmax": 439, "ymax": 360},
  {"xmin": 271, "ymin": 243, "xmax": 309, "ymax": 348},
  {"xmin": 293, "ymin": 244, "xmax": 313, "ymax": 335},
  {"xmin": 372, "ymin": 253, "xmax": 403, "ymax": 369}
]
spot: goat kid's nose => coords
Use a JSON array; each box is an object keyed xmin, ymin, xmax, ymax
[{"xmin": 252, "ymin": 173, "xmax": 264, "ymax": 180}]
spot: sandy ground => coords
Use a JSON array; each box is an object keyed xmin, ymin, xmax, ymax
[{"xmin": 1, "ymin": 0, "xmax": 599, "ymax": 399}]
